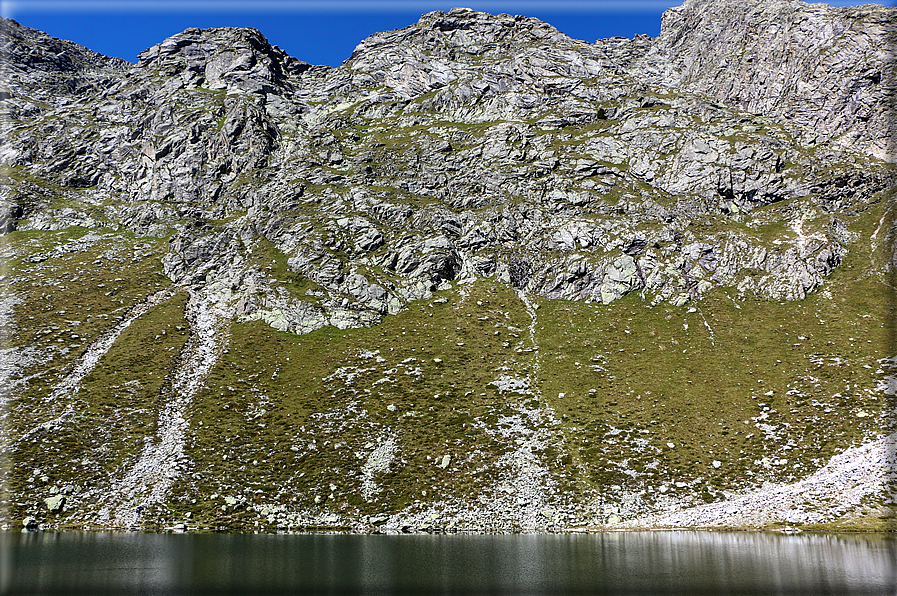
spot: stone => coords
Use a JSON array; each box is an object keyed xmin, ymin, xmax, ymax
[
  {"xmin": 44, "ymin": 495, "xmax": 65, "ymax": 512},
  {"xmin": 439, "ymin": 455, "xmax": 451, "ymax": 469},
  {"xmin": 670, "ymin": 294, "xmax": 690, "ymax": 307}
]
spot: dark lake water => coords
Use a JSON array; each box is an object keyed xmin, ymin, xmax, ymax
[{"xmin": 2, "ymin": 530, "xmax": 895, "ymax": 596}]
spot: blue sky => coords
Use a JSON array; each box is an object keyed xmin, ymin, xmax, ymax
[{"xmin": 2, "ymin": 0, "xmax": 892, "ymax": 67}]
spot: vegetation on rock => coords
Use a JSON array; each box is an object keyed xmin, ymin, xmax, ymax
[{"xmin": 1, "ymin": 0, "xmax": 895, "ymax": 532}]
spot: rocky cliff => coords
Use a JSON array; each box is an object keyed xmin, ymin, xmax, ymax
[
  {"xmin": 653, "ymin": 0, "xmax": 896, "ymax": 162},
  {"xmin": 1, "ymin": 0, "xmax": 895, "ymax": 533}
]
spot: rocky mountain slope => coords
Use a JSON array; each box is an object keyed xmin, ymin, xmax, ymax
[{"xmin": 1, "ymin": 0, "xmax": 895, "ymax": 533}]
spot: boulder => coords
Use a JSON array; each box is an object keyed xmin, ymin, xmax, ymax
[{"xmin": 44, "ymin": 495, "xmax": 65, "ymax": 512}]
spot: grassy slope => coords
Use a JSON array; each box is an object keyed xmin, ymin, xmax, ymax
[
  {"xmin": 4, "ymin": 194, "xmax": 894, "ymax": 533},
  {"xmin": 174, "ymin": 280, "xmax": 536, "ymax": 528},
  {"xmin": 7, "ymin": 219, "xmax": 894, "ymax": 531},
  {"xmin": 1, "ymin": 229, "xmax": 184, "ymax": 523},
  {"xmin": 162, "ymin": 203, "xmax": 893, "ymax": 529}
]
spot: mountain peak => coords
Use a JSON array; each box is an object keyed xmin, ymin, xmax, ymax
[
  {"xmin": 0, "ymin": 17, "xmax": 129, "ymax": 115},
  {"xmin": 137, "ymin": 26, "xmax": 310, "ymax": 95},
  {"xmin": 349, "ymin": 6, "xmax": 572, "ymax": 63},
  {"xmin": 418, "ymin": 6, "xmax": 568, "ymax": 43}
]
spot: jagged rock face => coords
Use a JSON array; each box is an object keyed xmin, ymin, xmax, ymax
[
  {"xmin": 654, "ymin": 0, "xmax": 896, "ymax": 161},
  {"xmin": 135, "ymin": 26, "xmax": 310, "ymax": 96},
  {"xmin": 3, "ymin": 1, "xmax": 893, "ymax": 334},
  {"xmin": 1, "ymin": 2, "xmax": 896, "ymax": 533},
  {"xmin": 0, "ymin": 18, "xmax": 129, "ymax": 115}
]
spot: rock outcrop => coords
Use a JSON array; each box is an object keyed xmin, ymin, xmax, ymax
[
  {"xmin": 0, "ymin": 18, "xmax": 129, "ymax": 114},
  {"xmin": 652, "ymin": 0, "xmax": 897, "ymax": 162},
  {"xmin": 4, "ymin": 3, "xmax": 892, "ymax": 320}
]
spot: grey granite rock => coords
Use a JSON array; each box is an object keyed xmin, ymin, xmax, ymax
[{"xmin": 0, "ymin": 1, "xmax": 892, "ymax": 322}]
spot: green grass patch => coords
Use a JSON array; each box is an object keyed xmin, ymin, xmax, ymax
[
  {"xmin": 177, "ymin": 279, "xmax": 537, "ymax": 524},
  {"xmin": 3, "ymin": 230, "xmax": 172, "ymax": 521}
]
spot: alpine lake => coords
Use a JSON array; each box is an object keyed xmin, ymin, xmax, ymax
[{"xmin": 3, "ymin": 530, "xmax": 895, "ymax": 595}]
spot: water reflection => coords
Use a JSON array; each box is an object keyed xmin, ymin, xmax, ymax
[{"xmin": 2, "ymin": 531, "xmax": 895, "ymax": 595}]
